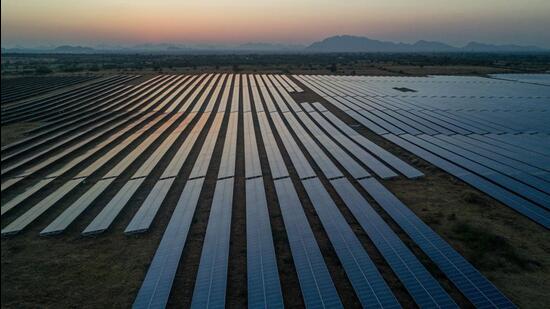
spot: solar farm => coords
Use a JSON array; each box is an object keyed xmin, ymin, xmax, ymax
[{"xmin": 1, "ymin": 73, "xmax": 549, "ymax": 308}]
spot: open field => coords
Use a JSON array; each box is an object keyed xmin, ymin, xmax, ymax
[
  {"xmin": 1, "ymin": 72, "xmax": 549, "ymax": 308},
  {"xmin": 2, "ymin": 52, "xmax": 550, "ymax": 77}
]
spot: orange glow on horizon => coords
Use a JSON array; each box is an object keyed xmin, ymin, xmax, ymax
[{"xmin": 2, "ymin": 0, "xmax": 550, "ymax": 47}]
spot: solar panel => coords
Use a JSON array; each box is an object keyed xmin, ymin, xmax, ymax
[
  {"xmin": 301, "ymin": 178, "xmax": 401, "ymax": 308},
  {"xmin": 360, "ymin": 177, "xmax": 518, "ymax": 308},
  {"xmin": 313, "ymin": 107, "xmax": 422, "ymax": 179},
  {"xmin": 1, "ymin": 179, "xmax": 83, "ymax": 236},
  {"xmin": 267, "ymin": 75, "xmax": 301, "ymax": 112},
  {"xmin": 231, "ymin": 74, "xmax": 240, "ymax": 113},
  {"xmin": 330, "ymin": 178, "xmax": 457, "ymax": 308},
  {"xmin": 277, "ymin": 111, "xmax": 343, "ymax": 179},
  {"xmin": 1, "ymin": 84, "xmax": 186, "ymax": 220},
  {"xmin": 161, "ymin": 114, "xmax": 210, "ymax": 178},
  {"xmin": 255, "ymin": 112, "xmax": 289, "ymax": 179},
  {"xmin": 409, "ymin": 134, "xmax": 550, "ymax": 209},
  {"xmin": 188, "ymin": 114, "xmax": 224, "ymax": 179},
  {"xmin": 2, "ymin": 116, "xmax": 128, "ymax": 177},
  {"xmin": 294, "ymin": 110, "xmax": 374, "ymax": 179},
  {"xmin": 468, "ymin": 134, "xmax": 550, "ymax": 170},
  {"xmin": 243, "ymin": 113, "xmax": 262, "ymax": 179},
  {"xmin": 133, "ymin": 178, "xmax": 204, "ymax": 309},
  {"xmin": 217, "ymin": 113, "xmax": 239, "ymax": 179},
  {"xmin": 433, "ymin": 135, "xmax": 550, "ymax": 194},
  {"xmin": 254, "ymin": 75, "xmax": 277, "ymax": 112},
  {"xmin": 384, "ymin": 134, "xmax": 550, "ymax": 228},
  {"xmin": 269, "ymin": 113, "xmax": 316, "ymax": 179},
  {"xmin": 452, "ymin": 135, "xmax": 550, "ymax": 177},
  {"xmin": 242, "ymin": 79, "xmax": 252, "ymax": 113},
  {"xmin": 280, "ymin": 75, "xmax": 303, "ymax": 92},
  {"xmin": 407, "ymin": 109, "xmax": 472, "ymax": 135},
  {"xmin": 41, "ymin": 178, "xmax": 115, "ymax": 236},
  {"xmin": 127, "ymin": 111, "xmax": 228, "ymax": 235},
  {"xmin": 217, "ymin": 74, "xmax": 233, "ymax": 113},
  {"xmin": 1, "ymin": 178, "xmax": 54, "ymax": 216},
  {"xmin": 82, "ymin": 178, "xmax": 144, "ymax": 236},
  {"xmin": 124, "ymin": 178, "xmax": 175, "ymax": 234},
  {"xmin": 272, "ymin": 74, "xmax": 294, "ymax": 93},
  {"xmin": 203, "ymin": 74, "xmax": 225, "ymax": 113},
  {"xmin": 249, "ymin": 76, "xmax": 264, "ymax": 112},
  {"xmin": 261, "ymin": 75, "xmax": 289, "ymax": 113},
  {"xmin": 132, "ymin": 113, "xmax": 197, "ymax": 179},
  {"xmin": 191, "ymin": 177, "xmax": 234, "ymax": 308},
  {"xmin": 273, "ymin": 178, "xmax": 342, "ymax": 308},
  {"xmin": 246, "ymin": 177, "xmax": 283, "ymax": 308}
]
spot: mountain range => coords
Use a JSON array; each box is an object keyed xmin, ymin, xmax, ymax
[
  {"xmin": 1, "ymin": 35, "xmax": 547, "ymax": 54},
  {"xmin": 306, "ymin": 35, "xmax": 546, "ymax": 53}
]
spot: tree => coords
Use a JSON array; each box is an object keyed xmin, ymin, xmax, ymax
[{"xmin": 35, "ymin": 66, "xmax": 52, "ymax": 74}]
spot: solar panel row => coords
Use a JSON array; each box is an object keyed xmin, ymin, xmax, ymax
[
  {"xmin": 298, "ymin": 74, "xmax": 550, "ymax": 229},
  {"xmin": 1, "ymin": 74, "xmax": 523, "ymax": 309}
]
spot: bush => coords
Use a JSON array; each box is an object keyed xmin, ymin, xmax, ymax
[{"xmin": 35, "ymin": 66, "xmax": 53, "ymax": 74}]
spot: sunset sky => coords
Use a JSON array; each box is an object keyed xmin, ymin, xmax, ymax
[{"xmin": 2, "ymin": 0, "xmax": 550, "ymax": 48}]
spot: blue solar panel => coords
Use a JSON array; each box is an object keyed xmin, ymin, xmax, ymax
[
  {"xmin": 246, "ymin": 178, "xmax": 284, "ymax": 308},
  {"xmin": 359, "ymin": 177, "xmax": 517, "ymax": 308},
  {"xmin": 306, "ymin": 111, "xmax": 397, "ymax": 179},
  {"xmin": 468, "ymin": 135, "xmax": 550, "ymax": 171},
  {"xmin": 124, "ymin": 178, "xmax": 175, "ymax": 234},
  {"xmin": 269, "ymin": 113, "xmax": 316, "ymax": 179},
  {"xmin": 279, "ymin": 111, "xmax": 344, "ymax": 179},
  {"xmin": 293, "ymin": 111, "xmax": 371, "ymax": 179},
  {"xmin": 133, "ymin": 178, "xmax": 204, "ymax": 309},
  {"xmin": 316, "ymin": 108, "xmax": 423, "ymax": 179},
  {"xmin": 273, "ymin": 178, "xmax": 342, "ymax": 308},
  {"xmin": 433, "ymin": 135, "xmax": 550, "ymax": 195},
  {"xmin": 255, "ymin": 112, "xmax": 289, "ymax": 179},
  {"xmin": 452, "ymin": 135, "xmax": 549, "ymax": 178},
  {"xmin": 385, "ymin": 134, "xmax": 550, "ymax": 228},
  {"xmin": 301, "ymin": 178, "xmax": 401, "ymax": 308},
  {"xmin": 330, "ymin": 177, "xmax": 458, "ymax": 308},
  {"xmin": 410, "ymin": 134, "xmax": 550, "ymax": 209},
  {"xmin": 191, "ymin": 177, "xmax": 234, "ymax": 308}
]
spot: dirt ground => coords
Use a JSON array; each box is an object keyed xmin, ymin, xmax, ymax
[{"xmin": 1, "ymin": 74, "xmax": 549, "ymax": 308}]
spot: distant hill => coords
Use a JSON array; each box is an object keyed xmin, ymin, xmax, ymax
[
  {"xmin": 237, "ymin": 42, "xmax": 304, "ymax": 52},
  {"xmin": 1, "ymin": 37, "xmax": 547, "ymax": 54},
  {"xmin": 53, "ymin": 45, "xmax": 96, "ymax": 53},
  {"xmin": 305, "ymin": 35, "xmax": 546, "ymax": 53},
  {"xmin": 307, "ymin": 35, "xmax": 407, "ymax": 52},
  {"xmin": 462, "ymin": 41, "xmax": 545, "ymax": 53},
  {"xmin": 411, "ymin": 40, "xmax": 456, "ymax": 52}
]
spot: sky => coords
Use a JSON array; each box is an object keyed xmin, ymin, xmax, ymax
[{"xmin": 2, "ymin": 0, "xmax": 550, "ymax": 48}]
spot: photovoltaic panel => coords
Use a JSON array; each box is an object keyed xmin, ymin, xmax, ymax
[
  {"xmin": 330, "ymin": 178, "xmax": 457, "ymax": 308},
  {"xmin": 246, "ymin": 177, "xmax": 283, "ymax": 308},
  {"xmin": 273, "ymin": 178, "xmax": 342, "ymax": 308},
  {"xmin": 301, "ymin": 178, "xmax": 401, "ymax": 308},
  {"xmin": 124, "ymin": 178, "xmax": 175, "ymax": 234},
  {"xmin": 82, "ymin": 178, "xmax": 144, "ymax": 236},
  {"xmin": 41, "ymin": 178, "xmax": 115, "ymax": 235},
  {"xmin": 243, "ymin": 112, "xmax": 262, "ymax": 178},
  {"xmin": 384, "ymin": 133, "xmax": 550, "ymax": 228},
  {"xmin": 191, "ymin": 177, "xmax": 234, "ymax": 308},
  {"xmin": 1, "ymin": 179, "xmax": 83, "ymax": 236},
  {"xmin": 133, "ymin": 178, "xmax": 204, "ymax": 309},
  {"xmin": 255, "ymin": 112, "xmax": 289, "ymax": 179},
  {"xmin": 359, "ymin": 177, "xmax": 517, "ymax": 308}
]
